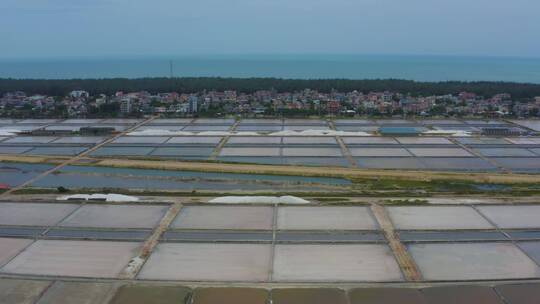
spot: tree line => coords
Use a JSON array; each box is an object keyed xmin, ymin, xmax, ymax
[{"xmin": 1, "ymin": 77, "xmax": 540, "ymax": 99}]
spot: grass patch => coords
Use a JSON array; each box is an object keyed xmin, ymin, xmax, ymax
[
  {"xmin": 312, "ymin": 197, "xmax": 351, "ymax": 202},
  {"xmin": 348, "ymin": 177, "xmax": 539, "ymax": 195},
  {"xmin": 350, "ymin": 177, "xmax": 472, "ymax": 190},
  {"xmin": 319, "ymin": 201, "xmax": 370, "ymax": 206}
]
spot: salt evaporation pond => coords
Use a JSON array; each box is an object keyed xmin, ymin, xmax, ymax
[{"xmin": 0, "ymin": 162, "xmax": 350, "ymax": 191}]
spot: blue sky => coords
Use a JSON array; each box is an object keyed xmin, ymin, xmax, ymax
[{"xmin": 1, "ymin": 0, "xmax": 538, "ymax": 59}]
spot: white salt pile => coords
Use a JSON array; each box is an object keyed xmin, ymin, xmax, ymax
[
  {"xmin": 209, "ymin": 195, "xmax": 310, "ymax": 204},
  {"xmin": 127, "ymin": 129, "xmax": 373, "ymax": 137},
  {"xmin": 126, "ymin": 130, "xmax": 193, "ymax": 136},
  {"xmin": 0, "ymin": 129, "xmax": 22, "ymax": 136},
  {"xmin": 422, "ymin": 130, "xmax": 472, "ymax": 136},
  {"xmin": 57, "ymin": 193, "xmax": 139, "ymax": 202},
  {"xmin": 269, "ymin": 130, "xmax": 372, "ymax": 136}
]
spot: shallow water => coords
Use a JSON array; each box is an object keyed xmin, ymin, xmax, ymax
[
  {"xmin": 0, "ymin": 227, "xmax": 45, "ymax": 238},
  {"xmin": 58, "ymin": 165, "xmax": 350, "ymax": 185},
  {"xmin": 276, "ymin": 231, "xmax": 384, "ymax": 243},
  {"xmin": 162, "ymin": 231, "xmax": 273, "ymax": 242},
  {"xmin": 399, "ymin": 231, "xmax": 507, "ymax": 242},
  {"xmin": 0, "ymin": 162, "xmax": 54, "ymax": 187},
  {"xmin": 45, "ymin": 228, "xmax": 151, "ymax": 240},
  {"xmin": 0, "ymin": 162, "xmax": 350, "ymax": 191}
]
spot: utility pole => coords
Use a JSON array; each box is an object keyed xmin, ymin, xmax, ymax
[{"xmin": 168, "ymin": 60, "xmax": 175, "ymax": 94}]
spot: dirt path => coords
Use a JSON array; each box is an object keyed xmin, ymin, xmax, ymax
[
  {"xmin": 328, "ymin": 120, "xmax": 357, "ymax": 168},
  {"xmin": 119, "ymin": 202, "xmax": 183, "ymax": 279},
  {"xmin": 370, "ymin": 203, "xmax": 422, "ymax": 281}
]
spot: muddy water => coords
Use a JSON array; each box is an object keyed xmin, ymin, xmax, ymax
[
  {"xmin": 110, "ymin": 285, "xmax": 191, "ymax": 304},
  {"xmin": 192, "ymin": 288, "xmax": 268, "ymax": 304},
  {"xmin": 271, "ymin": 288, "xmax": 348, "ymax": 304},
  {"xmin": 349, "ymin": 288, "xmax": 427, "ymax": 304}
]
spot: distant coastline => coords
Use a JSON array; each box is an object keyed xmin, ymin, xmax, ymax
[{"xmin": 1, "ymin": 54, "xmax": 540, "ymax": 83}]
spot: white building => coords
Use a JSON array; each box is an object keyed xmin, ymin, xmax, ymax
[
  {"xmin": 188, "ymin": 95, "xmax": 198, "ymax": 113},
  {"xmin": 120, "ymin": 99, "xmax": 132, "ymax": 113},
  {"xmin": 69, "ymin": 90, "xmax": 89, "ymax": 99}
]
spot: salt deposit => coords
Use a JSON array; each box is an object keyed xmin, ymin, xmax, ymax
[
  {"xmin": 229, "ymin": 132, "xmax": 260, "ymax": 136},
  {"xmin": 196, "ymin": 131, "xmax": 232, "ymax": 136},
  {"xmin": 209, "ymin": 196, "xmax": 310, "ymax": 204},
  {"xmin": 127, "ymin": 130, "xmax": 193, "ymax": 136},
  {"xmin": 269, "ymin": 130, "xmax": 372, "ymax": 136},
  {"xmin": 127, "ymin": 129, "xmax": 372, "ymax": 137},
  {"xmin": 422, "ymin": 130, "xmax": 472, "ymax": 136},
  {"xmin": 121, "ymin": 256, "xmax": 145, "ymax": 276},
  {"xmin": 57, "ymin": 193, "xmax": 139, "ymax": 202}
]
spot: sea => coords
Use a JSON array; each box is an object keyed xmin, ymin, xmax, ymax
[{"xmin": 1, "ymin": 54, "xmax": 540, "ymax": 83}]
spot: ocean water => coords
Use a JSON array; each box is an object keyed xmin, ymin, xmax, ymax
[{"xmin": 1, "ymin": 54, "xmax": 540, "ymax": 83}]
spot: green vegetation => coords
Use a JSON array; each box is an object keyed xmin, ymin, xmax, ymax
[
  {"xmin": 351, "ymin": 177, "xmax": 479, "ymax": 192},
  {"xmin": 383, "ymin": 199, "xmax": 429, "ymax": 205},
  {"xmin": 349, "ymin": 177, "xmax": 540, "ymax": 196},
  {"xmin": 2, "ymin": 77, "xmax": 540, "ymax": 99},
  {"xmin": 12, "ymin": 184, "xmax": 540, "ymax": 198},
  {"xmin": 56, "ymin": 186, "xmax": 70, "ymax": 193}
]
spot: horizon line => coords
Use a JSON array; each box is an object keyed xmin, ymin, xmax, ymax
[{"xmin": 2, "ymin": 53, "xmax": 540, "ymax": 62}]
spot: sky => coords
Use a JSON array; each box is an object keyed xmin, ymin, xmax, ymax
[{"xmin": 1, "ymin": 0, "xmax": 539, "ymax": 59}]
